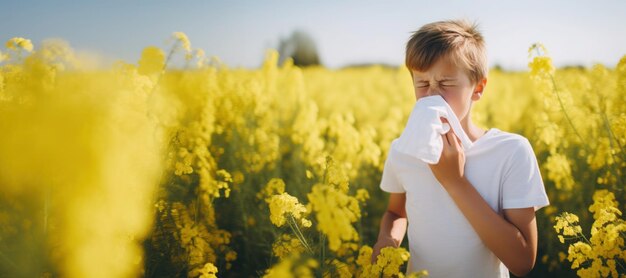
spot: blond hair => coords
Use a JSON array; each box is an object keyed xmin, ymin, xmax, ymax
[{"xmin": 405, "ymin": 19, "xmax": 488, "ymax": 85}]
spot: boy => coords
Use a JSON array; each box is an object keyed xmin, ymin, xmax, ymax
[{"xmin": 372, "ymin": 19, "xmax": 550, "ymax": 277}]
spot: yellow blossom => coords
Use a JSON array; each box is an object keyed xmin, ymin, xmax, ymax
[
  {"xmin": 544, "ymin": 152, "xmax": 575, "ymax": 190},
  {"xmin": 258, "ymin": 178, "xmax": 286, "ymax": 202},
  {"xmin": 268, "ymin": 192, "xmax": 309, "ymax": 227},
  {"xmin": 356, "ymin": 245, "xmax": 418, "ymax": 277},
  {"xmin": 198, "ymin": 263, "xmax": 218, "ymax": 278},
  {"xmin": 174, "ymin": 147, "xmax": 194, "ymax": 175},
  {"xmin": 172, "ymin": 31, "xmax": 191, "ymax": 52},
  {"xmin": 272, "ymin": 234, "xmax": 305, "ymax": 259},
  {"xmin": 138, "ymin": 46, "xmax": 165, "ymax": 75},
  {"xmin": 6, "ymin": 37, "xmax": 34, "ymax": 52},
  {"xmin": 589, "ymin": 190, "xmax": 620, "ymax": 219},
  {"xmin": 355, "ymin": 188, "xmax": 370, "ymax": 203},
  {"xmin": 180, "ymin": 224, "xmax": 199, "ymax": 246},
  {"xmin": 555, "ymin": 190, "xmax": 626, "ymax": 276},
  {"xmin": 307, "ymin": 183, "xmax": 360, "ymax": 251},
  {"xmin": 263, "ymin": 256, "xmax": 317, "ymax": 278}
]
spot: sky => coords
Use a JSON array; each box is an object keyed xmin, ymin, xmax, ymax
[{"xmin": 1, "ymin": 0, "xmax": 625, "ymax": 70}]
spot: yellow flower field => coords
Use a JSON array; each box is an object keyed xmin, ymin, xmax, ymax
[{"xmin": 0, "ymin": 33, "xmax": 625, "ymax": 277}]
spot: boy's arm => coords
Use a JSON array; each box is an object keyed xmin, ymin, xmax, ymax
[
  {"xmin": 372, "ymin": 193, "xmax": 408, "ymax": 263},
  {"xmin": 378, "ymin": 192, "xmax": 407, "ymax": 245},
  {"xmin": 445, "ymin": 180, "xmax": 537, "ymax": 277},
  {"xmin": 429, "ymin": 124, "xmax": 537, "ymax": 277}
]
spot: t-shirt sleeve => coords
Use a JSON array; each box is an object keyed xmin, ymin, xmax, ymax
[
  {"xmin": 380, "ymin": 148, "xmax": 405, "ymax": 193},
  {"xmin": 501, "ymin": 138, "xmax": 550, "ymax": 211}
]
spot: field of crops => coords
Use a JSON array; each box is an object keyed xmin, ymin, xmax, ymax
[{"xmin": 1, "ymin": 33, "xmax": 625, "ymax": 277}]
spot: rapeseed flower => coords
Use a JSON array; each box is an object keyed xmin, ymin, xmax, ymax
[
  {"xmin": 545, "ymin": 153, "xmax": 575, "ymax": 190},
  {"xmin": 263, "ymin": 256, "xmax": 318, "ymax": 278},
  {"xmin": 355, "ymin": 245, "xmax": 420, "ymax": 277},
  {"xmin": 268, "ymin": 192, "xmax": 309, "ymax": 227},
  {"xmin": 138, "ymin": 46, "xmax": 165, "ymax": 75},
  {"xmin": 258, "ymin": 178, "xmax": 286, "ymax": 202},
  {"xmin": 307, "ymin": 183, "xmax": 360, "ymax": 251},
  {"xmin": 554, "ymin": 212, "xmax": 583, "ymax": 243},
  {"xmin": 272, "ymin": 234, "xmax": 306, "ymax": 259},
  {"xmin": 555, "ymin": 190, "xmax": 626, "ymax": 276},
  {"xmin": 6, "ymin": 37, "xmax": 33, "ymax": 52},
  {"xmin": 172, "ymin": 32, "xmax": 191, "ymax": 52},
  {"xmin": 195, "ymin": 262, "xmax": 218, "ymax": 278}
]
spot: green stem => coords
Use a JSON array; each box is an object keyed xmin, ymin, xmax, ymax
[
  {"xmin": 145, "ymin": 40, "xmax": 181, "ymax": 159},
  {"xmin": 320, "ymin": 232, "xmax": 326, "ymax": 277},
  {"xmin": 600, "ymin": 111, "xmax": 626, "ymax": 161},
  {"xmin": 532, "ymin": 46, "xmax": 590, "ymax": 154},
  {"xmin": 287, "ymin": 215, "xmax": 313, "ymax": 254},
  {"xmin": 548, "ymin": 74, "xmax": 591, "ymax": 155},
  {"xmin": 194, "ymin": 191, "xmax": 201, "ymax": 225},
  {"xmin": 145, "ymin": 40, "xmax": 179, "ymax": 105},
  {"xmin": 323, "ymin": 156, "xmax": 330, "ymax": 185},
  {"xmin": 600, "ymin": 110, "xmax": 625, "ymax": 190}
]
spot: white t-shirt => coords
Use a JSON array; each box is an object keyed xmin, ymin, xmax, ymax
[{"xmin": 379, "ymin": 127, "xmax": 550, "ymax": 278}]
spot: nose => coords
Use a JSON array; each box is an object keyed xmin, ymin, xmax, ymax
[{"xmin": 425, "ymin": 85, "xmax": 441, "ymax": 97}]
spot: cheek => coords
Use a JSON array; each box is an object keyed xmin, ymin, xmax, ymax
[
  {"xmin": 438, "ymin": 89, "xmax": 456, "ymax": 101},
  {"xmin": 414, "ymin": 88, "xmax": 428, "ymax": 98},
  {"xmin": 442, "ymin": 93, "xmax": 467, "ymax": 114}
]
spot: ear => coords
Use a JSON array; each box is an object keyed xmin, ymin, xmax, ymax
[{"xmin": 472, "ymin": 77, "xmax": 487, "ymax": 101}]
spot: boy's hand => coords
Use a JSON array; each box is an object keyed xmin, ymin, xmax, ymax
[
  {"xmin": 371, "ymin": 237, "xmax": 399, "ymax": 264},
  {"xmin": 429, "ymin": 117, "xmax": 466, "ymax": 189}
]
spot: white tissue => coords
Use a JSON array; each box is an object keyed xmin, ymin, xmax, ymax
[
  {"xmin": 441, "ymin": 122, "xmax": 450, "ymax": 133},
  {"xmin": 393, "ymin": 95, "xmax": 473, "ymax": 164}
]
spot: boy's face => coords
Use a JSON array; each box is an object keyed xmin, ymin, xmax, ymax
[{"xmin": 411, "ymin": 56, "xmax": 486, "ymax": 122}]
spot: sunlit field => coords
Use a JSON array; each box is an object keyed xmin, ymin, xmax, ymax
[{"xmin": 1, "ymin": 33, "xmax": 625, "ymax": 277}]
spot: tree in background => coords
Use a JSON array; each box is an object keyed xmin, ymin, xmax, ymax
[{"xmin": 277, "ymin": 29, "xmax": 322, "ymax": 67}]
